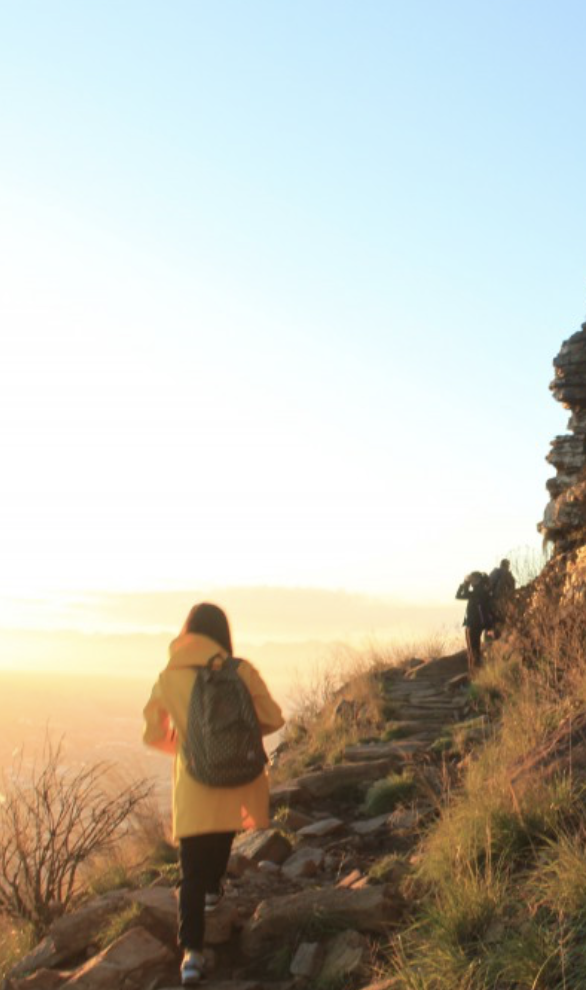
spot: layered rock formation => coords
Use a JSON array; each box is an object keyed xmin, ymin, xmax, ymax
[{"xmin": 539, "ymin": 321, "xmax": 586, "ymax": 550}]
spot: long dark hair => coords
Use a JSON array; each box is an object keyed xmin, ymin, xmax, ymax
[{"xmin": 181, "ymin": 602, "xmax": 233, "ymax": 654}]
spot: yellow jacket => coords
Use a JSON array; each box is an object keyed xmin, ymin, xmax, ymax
[{"xmin": 143, "ymin": 633, "xmax": 285, "ymax": 840}]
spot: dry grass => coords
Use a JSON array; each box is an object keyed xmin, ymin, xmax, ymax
[
  {"xmin": 277, "ymin": 635, "xmax": 456, "ymax": 781},
  {"xmin": 286, "ymin": 642, "xmax": 387, "ymax": 722},
  {"xmin": 385, "ymin": 587, "xmax": 586, "ymax": 989},
  {"xmin": 376, "ymin": 630, "xmax": 463, "ymax": 667},
  {"xmin": 285, "ymin": 632, "xmax": 463, "ymax": 722},
  {"xmin": 274, "ymin": 644, "xmax": 389, "ymax": 779},
  {"xmin": 82, "ymin": 770, "xmax": 175, "ymax": 895},
  {"xmin": 96, "ymin": 902, "xmax": 143, "ymax": 949},
  {"xmin": 0, "ymin": 916, "xmax": 34, "ymax": 981}
]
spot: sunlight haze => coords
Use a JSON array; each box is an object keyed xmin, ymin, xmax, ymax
[{"xmin": 1, "ymin": 2, "xmax": 585, "ymax": 710}]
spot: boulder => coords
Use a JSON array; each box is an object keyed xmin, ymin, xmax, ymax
[
  {"xmin": 297, "ymin": 816, "xmax": 344, "ymax": 837},
  {"xmin": 10, "ymin": 893, "xmax": 130, "ymax": 976},
  {"xmin": 281, "ymin": 846, "xmax": 324, "ymax": 880},
  {"xmin": 542, "ymin": 480, "xmax": 586, "ymax": 534},
  {"xmin": 233, "ymin": 829, "xmax": 293, "ymax": 865},
  {"xmin": 60, "ymin": 927, "xmax": 173, "ymax": 989},
  {"xmin": 344, "ymin": 742, "xmax": 426, "ymax": 762},
  {"xmin": 446, "ymin": 673, "xmax": 470, "ymax": 692},
  {"xmin": 270, "ymin": 808, "xmax": 314, "ymax": 831},
  {"xmin": 350, "ymin": 814, "xmax": 390, "ymax": 835},
  {"xmin": 289, "ymin": 942, "xmax": 323, "ymax": 978},
  {"xmin": 6, "ymin": 971, "xmax": 68, "ymax": 990},
  {"xmin": 257, "ymin": 860, "xmax": 281, "ymax": 874},
  {"xmin": 380, "ymin": 720, "xmax": 423, "ymax": 737},
  {"xmin": 294, "ymin": 760, "xmax": 397, "ymax": 799},
  {"xmin": 406, "ymin": 652, "xmax": 468, "ymax": 681},
  {"xmin": 129, "ymin": 886, "xmax": 176, "ymax": 940},
  {"xmin": 241, "ymin": 885, "xmax": 402, "ymax": 955},
  {"xmin": 546, "ymin": 434, "xmax": 586, "ymax": 473},
  {"xmin": 269, "ymin": 782, "xmax": 311, "ymax": 807},
  {"xmin": 204, "ymin": 903, "xmax": 240, "ymax": 946},
  {"xmin": 320, "ymin": 929, "xmax": 368, "ymax": 982},
  {"xmin": 227, "ymin": 852, "xmax": 256, "ymax": 877}
]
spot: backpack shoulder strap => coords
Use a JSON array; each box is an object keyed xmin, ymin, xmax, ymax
[
  {"xmin": 205, "ymin": 653, "xmax": 243, "ymax": 672},
  {"xmin": 206, "ymin": 652, "xmax": 226, "ymax": 671}
]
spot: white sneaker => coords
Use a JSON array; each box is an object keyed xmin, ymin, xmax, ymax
[
  {"xmin": 181, "ymin": 949, "xmax": 205, "ymax": 985},
  {"xmin": 204, "ymin": 883, "xmax": 224, "ymax": 912}
]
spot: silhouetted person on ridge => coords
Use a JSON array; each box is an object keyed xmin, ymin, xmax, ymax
[
  {"xmin": 489, "ymin": 558, "xmax": 516, "ymax": 635},
  {"xmin": 456, "ymin": 571, "xmax": 495, "ymax": 673}
]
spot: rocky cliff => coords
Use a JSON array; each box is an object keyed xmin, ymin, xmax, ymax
[{"xmin": 540, "ymin": 320, "xmax": 586, "ymax": 550}]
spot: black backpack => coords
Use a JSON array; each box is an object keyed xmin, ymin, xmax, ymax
[{"xmin": 183, "ymin": 654, "xmax": 268, "ymax": 787}]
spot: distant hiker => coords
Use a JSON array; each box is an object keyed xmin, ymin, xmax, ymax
[
  {"xmin": 143, "ymin": 602, "xmax": 284, "ymax": 986},
  {"xmin": 456, "ymin": 572, "xmax": 495, "ymax": 673},
  {"xmin": 489, "ymin": 558, "xmax": 516, "ymax": 633}
]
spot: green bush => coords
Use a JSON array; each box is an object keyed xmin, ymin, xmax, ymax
[{"xmin": 363, "ymin": 773, "xmax": 416, "ymax": 816}]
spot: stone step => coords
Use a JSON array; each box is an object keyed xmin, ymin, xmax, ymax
[
  {"xmin": 382, "ymin": 720, "xmax": 425, "ymax": 736},
  {"xmin": 240, "ymin": 885, "xmax": 402, "ymax": 956},
  {"xmin": 344, "ymin": 740, "xmax": 428, "ymax": 762},
  {"xmin": 399, "ymin": 700, "xmax": 463, "ymax": 711},
  {"xmin": 398, "ymin": 707, "xmax": 456, "ymax": 719},
  {"xmin": 405, "ymin": 652, "xmax": 468, "ymax": 681},
  {"xmin": 294, "ymin": 758, "xmax": 401, "ymax": 798},
  {"xmin": 389, "ymin": 683, "xmax": 447, "ymax": 696}
]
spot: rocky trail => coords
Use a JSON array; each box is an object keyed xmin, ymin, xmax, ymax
[{"xmin": 4, "ymin": 651, "xmax": 474, "ymax": 990}]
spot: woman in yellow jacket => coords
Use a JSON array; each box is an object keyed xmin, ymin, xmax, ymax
[{"xmin": 143, "ymin": 602, "xmax": 284, "ymax": 986}]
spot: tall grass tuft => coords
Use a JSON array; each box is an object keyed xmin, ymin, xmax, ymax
[{"xmin": 363, "ymin": 773, "xmax": 417, "ymax": 817}]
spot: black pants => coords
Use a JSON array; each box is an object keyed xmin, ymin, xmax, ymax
[
  {"xmin": 465, "ymin": 625, "xmax": 482, "ymax": 672},
  {"xmin": 178, "ymin": 832, "xmax": 235, "ymax": 951}
]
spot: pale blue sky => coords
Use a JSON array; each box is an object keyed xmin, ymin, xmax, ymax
[{"xmin": 1, "ymin": 1, "xmax": 585, "ymax": 617}]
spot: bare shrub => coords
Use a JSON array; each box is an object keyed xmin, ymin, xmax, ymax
[
  {"xmin": 0, "ymin": 737, "xmax": 152, "ymax": 934},
  {"xmin": 82, "ymin": 777, "xmax": 175, "ymax": 896},
  {"xmin": 507, "ymin": 543, "xmax": 552, "ymax": 588}
]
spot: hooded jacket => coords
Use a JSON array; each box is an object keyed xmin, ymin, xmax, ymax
[
  {"xmin": 456, "ymin": 582, "xmax": 494, "ymax": 631},
  {"xmin": 143, "ymin": 633, "xmax": 285, "ymax": 840}
]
